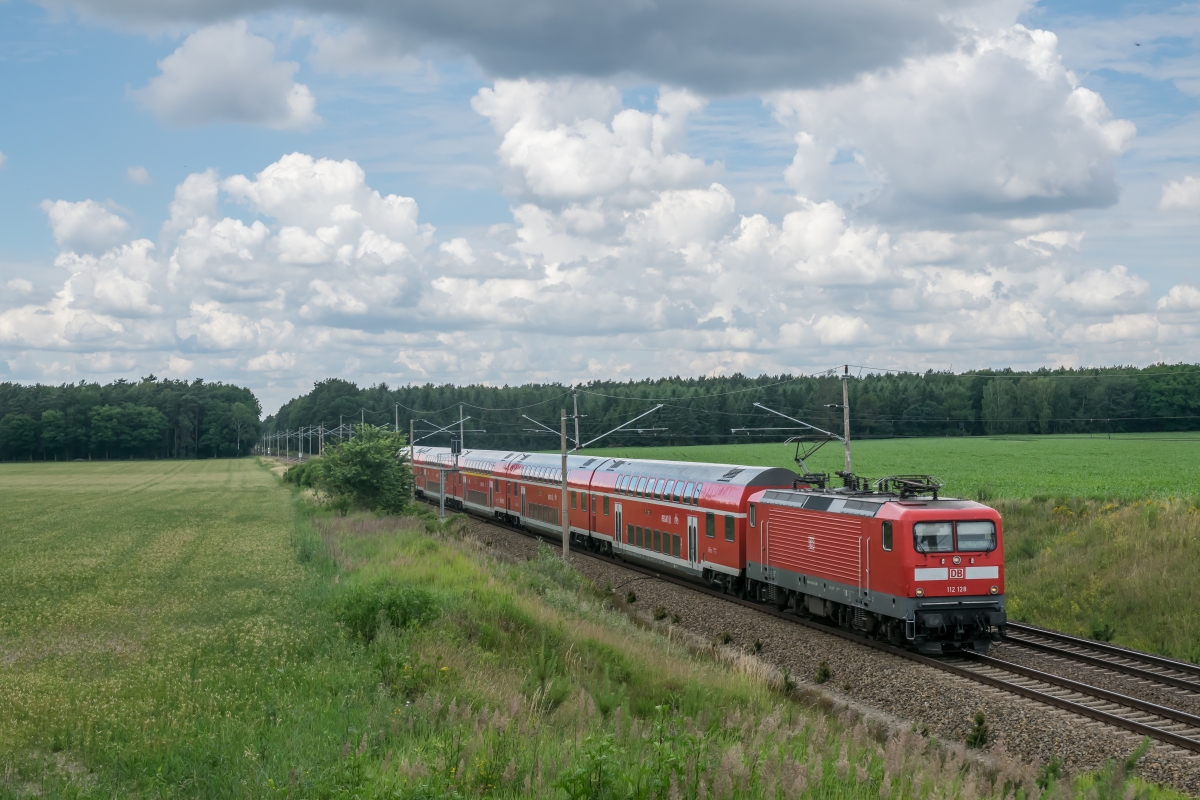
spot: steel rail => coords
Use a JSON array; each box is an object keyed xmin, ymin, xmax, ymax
[
  {"xmin": 1007, "ymin": 622, "xmax": 1200, "ymax": 680},
  {"xmin": 1004, "ymin": 635, "xmax": 1200, "ymax": 694},
  {"xmin": 448, "ymin": 504, "xmax": 1200, "ymax": 754}
]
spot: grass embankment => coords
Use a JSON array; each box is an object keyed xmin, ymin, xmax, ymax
[
  {"xmin": 1002, "ymin": 498, "xmax": 1200, "ymax": 661},
  {"xmin": 0, "ymin": 459, "xmax": 1175, "ymax": 798},
  {"xmin": 578, "ymin": 434, "xmax": 1200, "ymax": 500}
]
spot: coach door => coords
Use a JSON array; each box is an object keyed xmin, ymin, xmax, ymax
[
  {"xmin": 614, "ymin": 503, "xmax": 623, "ymax": 547},
  {"xmin": 687, "ymin": 516, "xmax": 698, "ymax": 564}
]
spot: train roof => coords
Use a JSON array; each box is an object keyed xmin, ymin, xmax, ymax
[
  {"xmin": 754, "ymin": 488, "xmax": 988, "ymax": 519},
  {"xmin": 413, "ymin": 446, "xmax": 796, "ymax": 487}
]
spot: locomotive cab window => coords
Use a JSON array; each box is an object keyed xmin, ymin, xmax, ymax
[
  {"xmin": 913, "ymin": 521, "xmax": 954, "ymax": 553},
  {"xmin": 881, "ymin": 521, "xmax": 892, "ymax": 551},
  {"xmin": 724, "ymin": 515, "xmax": 735, "ymax": 542},
  {"xmin": 956, "ymin": 520, "xmax": 997, "ymax": 552}
]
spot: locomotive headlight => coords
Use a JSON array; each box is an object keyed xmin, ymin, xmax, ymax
[
  {"xmin": 990, "ymin": 585, "xmax": 998, "ymax": 595},
  {"xmin": 952, "ymin": 556, "xmax": 961, "ymax": 565},
  {"xmin": 915, "ymin": 588, "xmax": 925, "ymax": 597}
]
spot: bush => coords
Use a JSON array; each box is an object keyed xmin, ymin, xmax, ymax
[
  {"xmin": 320, "ymin": 425, "xmax": 413, "ymax": 513},
  {"xmin": 283, "ymin": 457, "xmax": 323, "ymax": 488},
  {"xmin": 334, "ymin": 579, "xmax": 439, "ymax": 642},
  {"xmin": 815, "ymin": 660, "xmax": 831, "ymax": 684}
]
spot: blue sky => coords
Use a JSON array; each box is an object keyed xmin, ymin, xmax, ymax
[{"xmin": 1, "ymin": 0, "xmax": 1198, "ymax": 411}]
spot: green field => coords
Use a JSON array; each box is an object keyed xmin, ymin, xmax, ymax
[
  {"xmin": 579, "ymin": 433, "xmax": 1200, "ymax": 500},
  {"xmin": 0, "ymin": 459, "xmax": 1182, "ymax": 797}
]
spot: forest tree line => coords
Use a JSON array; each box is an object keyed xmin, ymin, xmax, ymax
[
  {"xmin": 263, "ymin": 364, "xmax": 1200, "ymax": 452},
  {"xmin": 0, "ymin": 377, "xmax": 260, "ymax": 460}
]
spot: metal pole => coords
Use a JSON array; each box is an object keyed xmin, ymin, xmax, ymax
[
  {"xmin": 572, "ymin": 389, "xmax": 581, "ymax": 452},
  {"xmin": 459, "ymin": 404, "xmax": 465, "ymax": 451},
  {"xmin": 395, "ymin": 404, "xmax": 399, "ymax": 432},
  {"xmin": 561, "ymin": 408, "xmax": 569, "ymax": 561},
  {"xmin": 842, "ymin": 365, "xmax": 852, "ymax": 475},
  {"xmin": 439, "ymin": 469, "xmax": 445, "ymax": 519},
  {"xmin": 409, "ymin": 419, "xmax": 415, "ymax": 504}
]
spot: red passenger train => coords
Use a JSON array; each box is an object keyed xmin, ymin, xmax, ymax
[{"xmin": 412, "ymin": 446, "xmax": 1006, "ymax": 654}]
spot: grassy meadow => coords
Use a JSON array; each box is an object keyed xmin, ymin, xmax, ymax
[
  {"xmin": 0, "ymin": 459, "xmax": 1173, "ymax": 798},
  {"xmin": 578, "ymin": 433, "xmax": 1200, "ymax": 501}
]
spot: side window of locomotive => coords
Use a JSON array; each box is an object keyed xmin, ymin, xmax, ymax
[
  {"xmin": 571, "ymin": 491, "xmax": 577, "ymax": 509},
  {"xmin": 913, "ymin": 521, "xmax": 954, "ymax": 553},
  {"xmin": 683, "ymin": 482, "xmax": 695, "ymax": 504},
  {"xmin": 705, "ymin": 512, "xmax": 715, "ymax": 538},
  {"xmin": 724, "ymin": 515, "xmax": 735, "ymax": 542},
  {"xmin": 749, "ymin": 504, "xmax": 756, "ymax": 527},
  {"xmin": 882, "ymin": 521, "xmax": 893, "ymax": 551},
  {"xmin": 956, "ymin": 520, "xmax": 997, "ymax": 552}
]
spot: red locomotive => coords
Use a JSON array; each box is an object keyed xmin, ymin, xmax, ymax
[{"xmin": 412, "ymin": 447, "xmax": 1005, "ymax": 654}]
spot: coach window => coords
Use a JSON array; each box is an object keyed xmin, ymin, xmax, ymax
[
  {"xmin": 749, "ymin": 504, "xmax": 756, "ymax": 527},
  {"xmin": 956, "ymin": 520, "xmax": 997, "ymax": 552},
  {"xmin": 636, "ymin": 526, "xmax": 643, "ymax": 547},
  {"xmin": 693, "ymin": 483, "xmax": 704, "ymax": 505},
  {"xmin": 636, "ymin": 477, "xmax": 648, "ymax": 497},
  {"xmin": 672, "ymin": 482, "xmax": 683, "ymax": 502},
  {"xmin": 603, "ymin": 497, "xmax": 610, "ymax": 515},
  {"xmin": 627, "ymin": 523, "xmax": 633, "ymax": 543},
  {"xmin": 622, "ymin": 475, "xmax": 632, "ymax": 494},
  {"xmin": 683, "ymin": 482, "xmax": 695, "ymax": 505},
  {"xmin": 672, "ymin": 534, "xmax": 681, "ymax": 558},
  {"xmin": 654, "ymin": 480, "xmax": 666, "ymax": 499},
  {"xmin": 724, "ymin": 515, "xmax": 735, "ymax": 542},
  {"xmin": 913, "ymin": 521, "xmax": 954, "ymax": 553},
  {"xmin": 653, "ymin": 530, "xmax": 661, "ymax": 551},
  {"xmin": 705, "ymin": 512, "xmax": 715, "ymax": 538},
  {"xmin": 664, "ymin": 480, "xmax": 675, "ymax": 501},
  {"xmin": 882, "ymin": 521, "xmax": 893, "ymax": 551}
]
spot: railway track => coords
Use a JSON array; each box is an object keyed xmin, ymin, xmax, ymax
[
  {"xmin": 1003, "ymin": 622, "xmax": 1200, "ymax": 694},
  {"xmin": 460, "ymin": 509, "xmax": 1200, "ymax": 757}
]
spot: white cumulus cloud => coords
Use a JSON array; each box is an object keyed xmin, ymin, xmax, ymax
[
  {"xmin": 772, "ymin": 25, "xmax": 1135, "ymax": 216},
  {"xmin": 135, "ymin": 21, "xmax": 318, "ymax": 129},
  {"xmin": 1159, "ymin": 176, "xmax": 1200, "ymax": 210},
  {"xmin": 40, "ymin": 199, "xmax": 131, "ymax": 254}
]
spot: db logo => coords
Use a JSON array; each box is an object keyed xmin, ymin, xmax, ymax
[
  {"xmin": 807, "ymin": 536, "xmax": 816, "ymax": 551},
  {"xmin": 950, "ymin": 568, "xmax": 965, "ymax": 579}
]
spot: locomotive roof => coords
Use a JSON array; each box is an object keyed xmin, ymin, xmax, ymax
[
  {"xmin": 755, "ymin": 488, "xmax": 982, "ymax": 518},
  {"xmin": 413, "ymin": 446, "xmax": 795, "ymax": 487}
]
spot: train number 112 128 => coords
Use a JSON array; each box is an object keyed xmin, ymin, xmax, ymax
[{"xmin": 945, "ymin": 585, "xmax": 969, "ymax": 593}]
